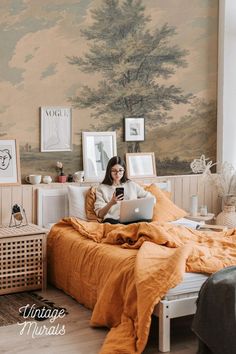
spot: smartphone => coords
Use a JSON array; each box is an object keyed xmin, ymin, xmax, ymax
[{"xmin": 115, "ymin": 187, "xmax": 124, "ymax": 198}]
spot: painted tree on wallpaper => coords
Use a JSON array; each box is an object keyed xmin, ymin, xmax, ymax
[
  {"xmin": 151, "ymin": 98, "xmax": 217, "ymax": 175},
  {"xmin": 68, "ymin": 0, "xmax": 192, "ymax": 135},
  {"xmin": 0, "ymin": 0, "xmax": 217, "ymax": 178}
]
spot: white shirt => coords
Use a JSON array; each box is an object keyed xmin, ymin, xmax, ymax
[{"xmin": 94, "ymin": 180, "xmax": 153, "ymax": 220}]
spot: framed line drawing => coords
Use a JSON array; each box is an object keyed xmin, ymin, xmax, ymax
[
  {"xmin": 0, "ymin": 139, "xmax": 21, "ymax": 185},
  {"xmin": 40, "ymin": 106, "xmax": 72, "ymax": 152},
  {"xmin": 82, "ymin": 131, "xmax": 117, "ymax": 182},
  {"xmin": 124, "ymin": 118, "xmax": 145, "ymax": 142},
  {"xmin": 125, "ymin": 152, "xmax": 156, "ymax": 179}
]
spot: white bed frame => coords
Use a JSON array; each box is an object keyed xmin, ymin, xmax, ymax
[
  {"xmin": 153, "ymin": 289, "xmax": 203, "ymax": 351},
  {"xmin": 37, "ymin": 182, "xmax": 207, "ymax": 352}
]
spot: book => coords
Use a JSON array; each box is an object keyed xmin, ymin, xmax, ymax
[
  {"xmin": 170, "ymin": 218, "xmax": 204, "ymax": 230},
  {"xmin": 197, "ymin": 224, "xmax": 228, "ymax": 232}
]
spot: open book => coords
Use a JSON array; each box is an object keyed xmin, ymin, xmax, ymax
[
  {"xmin": 170, "ymin": 217, "xmax": 204, "ymax": 230},
  {"xmin": 171, "ymin": 218, "xmax": 227, "ymax": 231}
]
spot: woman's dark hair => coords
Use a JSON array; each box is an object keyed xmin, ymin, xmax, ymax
[{"xmin": 102, "ymin": 156, "xmax": 129, "ymax": 185}]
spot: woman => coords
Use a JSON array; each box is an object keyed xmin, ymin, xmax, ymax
[{"xmin": 94, "ymin": 156, "xmax": 154, "ymax": 224}]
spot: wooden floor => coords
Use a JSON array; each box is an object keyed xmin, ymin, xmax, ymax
[{"xmin": 0, "ymin": 286, "xmax": 198, "ymax": 354}]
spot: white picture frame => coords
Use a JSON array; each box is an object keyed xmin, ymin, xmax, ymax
[
  {"xmin": 126, "ymin": 152, "xmax": 156, "ymax": 179},
  {"xmin": 0, "ymin": 139, "xmax": 21, "ymax": 185},
  {"xmin": 124, "ymin": 117, "xmax": 145, "ymax": 142},
  {"xmin": 82, "ymin": 131, "xmax": 117, "ymax": 182},
  {"xmin": 40, "ymin": 106, "xmax": 72, "ymax": 152}
]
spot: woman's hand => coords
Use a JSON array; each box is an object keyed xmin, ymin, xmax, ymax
[
  {"xmin": 110, "ymin": 192, "xmax": 124, "ymax": 205},
  {"xmin": 97, "ymin": 192, "xmax": 124, "ymax": 219}
]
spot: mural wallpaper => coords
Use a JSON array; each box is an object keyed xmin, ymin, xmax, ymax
[{"xmin": 0, "ymin": 0, "xmax": 218, "ymax": 180}]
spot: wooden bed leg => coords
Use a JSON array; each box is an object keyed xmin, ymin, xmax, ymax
[{"xmin": 158, "ymin": 301, "xmax": 170, "ymax": 352}]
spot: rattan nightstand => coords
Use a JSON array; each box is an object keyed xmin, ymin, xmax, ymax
[{"xmin": 0, "ymin": 224, "xmax": 47, "ymax": 295}]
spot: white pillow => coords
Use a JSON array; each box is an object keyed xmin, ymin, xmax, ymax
[{"xmin": 67, "ymin": 185, "xmax": 90, "ymax": 221}]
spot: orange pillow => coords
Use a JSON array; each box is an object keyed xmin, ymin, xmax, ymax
[
  {"xmin": 138, "ymin": 182, "xmax": 172, "ymax": 200},
  {"xmin": 144, "ymin": 184, "xmax": 187, "ymax": 222},
  {"xmin": 85, "ymin": 187, "xmax": 101, "ymax": 222},
  {"xmin": 161, "ymin": 190, "xmax": 171, "ymax": 200}
]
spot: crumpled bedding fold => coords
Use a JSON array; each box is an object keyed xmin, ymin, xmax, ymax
[{"xmin": 47, "ymin": 217, "xmax": 236, "ymax": 354}]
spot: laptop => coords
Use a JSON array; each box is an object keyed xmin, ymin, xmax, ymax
[{"xmin": 119, "ymin": 197, "xmax": 155, "ymax": 224}]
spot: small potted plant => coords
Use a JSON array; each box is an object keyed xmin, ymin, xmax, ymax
[{"xmin": 56, "ymin": 161, "xmax": 67, "ymax": 183}]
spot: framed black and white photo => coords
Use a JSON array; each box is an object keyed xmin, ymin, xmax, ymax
[
  {"xmin": 124, "ymin": 118, "xmax": 145, "ymax": 142},
  {"xmin": 82, "ymin": 131, "xmax": 117, "ymax": 182},
  {"xmin": 0, "ymin": 139, "xmax": 21, "ymax": 185},
  {"xmin": 40, "ymin": 106, "xmax": 72, "ymax": 152},
  {"xmin": 125, "ymin": 152, "xmax": 156, "ymax": 179}
]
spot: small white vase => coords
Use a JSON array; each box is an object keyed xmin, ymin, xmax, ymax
[
  {"xmin": 216, "ymin": 205, "xmax": 236, "ymax": 228},
  {"xmin": 73, "ymin": 171, "xmax": 84, "ymax": 183},
  {"xmin": 43, "ymin": 175, "xmax": 52, "ymax": 184}
]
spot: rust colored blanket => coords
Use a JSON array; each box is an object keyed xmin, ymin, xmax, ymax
[{"xmin": 47, "ymin": 217, "xmax": 236, "ymax": 354}]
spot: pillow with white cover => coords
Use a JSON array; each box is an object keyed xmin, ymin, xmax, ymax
[{"xmin": 67, "ymin": 185, "xmax": 90, "ymax": 221}]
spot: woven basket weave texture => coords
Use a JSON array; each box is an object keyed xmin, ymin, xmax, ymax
[{"xmin": 216, "ymin": 205, "xmax": 236, "ymax": 228}]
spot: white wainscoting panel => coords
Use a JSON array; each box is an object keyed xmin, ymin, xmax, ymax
[
  {"xmin": 0, "ymin": 185, "xmax": 33, "ymax": 226},
  {"xmin": 0, "ymin": 174, "xmax": 220, "ymax": 225}
]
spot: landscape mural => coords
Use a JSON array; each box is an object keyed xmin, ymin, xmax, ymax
[{"xmin": 0, "ymin": 0, "xmax": 218, "ymax": 180}]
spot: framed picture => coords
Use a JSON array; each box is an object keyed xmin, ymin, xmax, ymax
[
  {"xmin": 0, "ymin": 139, "xmax": 21, "ymax": 185},
  {"xmin": 82, "ymin": 132, "xmax": 117, "ymax": 182},
  {"xmin": 40, "ymin": 106, "xmax": 72, "ymax": 152},
  {"xmin": 126, "ymin": 152, "xmax": 156, "ymax": 179},
  {"xmin": 124, "ymin": 118, "xmax": 145, "ymax": 142}
]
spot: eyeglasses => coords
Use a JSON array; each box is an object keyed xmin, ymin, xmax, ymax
[{"xmin": 111, "ymin": 169, "xmax": 124, "ymax": 174}]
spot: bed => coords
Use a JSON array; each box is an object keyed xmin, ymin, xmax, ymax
[{"xmin": 37, "ymin": 183, "xmax": 236, "ymax": 353}]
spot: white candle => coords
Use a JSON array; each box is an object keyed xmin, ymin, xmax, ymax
[{"xmin": 190, "ymin": 195, "xmax": 198, "ymax": 216}]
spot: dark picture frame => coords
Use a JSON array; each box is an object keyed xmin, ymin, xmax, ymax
[{"xmin": 124, "ymin": 118, "xmax": 145, "ymax": 142}]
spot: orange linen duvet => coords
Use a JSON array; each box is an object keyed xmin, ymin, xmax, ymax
[{"xmin": 47, "ymin": 217, "xmax": 236, "ymax": 354}]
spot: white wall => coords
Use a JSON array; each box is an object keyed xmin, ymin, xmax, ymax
[{"xmin": 218, "ymin": 0, "xmax": 236, "ymax": 168}]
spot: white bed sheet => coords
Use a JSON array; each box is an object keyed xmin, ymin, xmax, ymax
[{"xmin": 164, "ymin": 272, "xmax": 208, "ymax": 300}]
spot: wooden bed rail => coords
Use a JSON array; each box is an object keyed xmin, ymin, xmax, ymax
[{"xmin": 0, "ymin": 174, "xmax": 220, "ymax": 225}]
